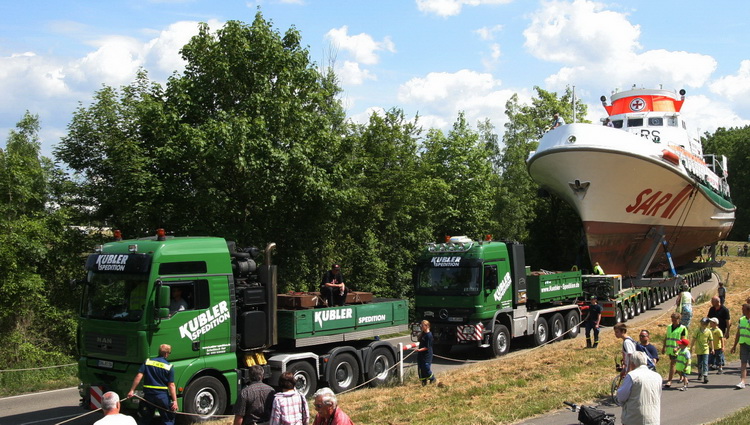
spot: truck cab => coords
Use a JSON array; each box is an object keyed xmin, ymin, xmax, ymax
[
  {"xmin": 78, "ymin": 232, "xmax": 273, "ymax": 419},
  {"xmin": 413, "ymin": 236, "xmax": 581, "ymax": 357}
]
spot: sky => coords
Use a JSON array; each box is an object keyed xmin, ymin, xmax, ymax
[{"xmin": 2, "ymin": 0, "xmax": 750, "ymax": 158}]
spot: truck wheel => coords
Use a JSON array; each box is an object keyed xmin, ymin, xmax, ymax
[
  {"xmin": 617, "ymin": 306, "xmax": 626, "ymax": 323},
  {"xmin": 326, "ymin": 353, "xmax": 360, "ymax": 393},
  {"xmin": 627, "ymin": 302, "xmax": 635, "ymax": 319},
  {"xmin": 549, "ymin": 313, "xmax": 565, "ymax": 342},
  {"xmin": 532, "ymin": 317, "xmax": 549, "ymax": 347},
  {"xmin": 366, "ymin": 348, "xmax": 394, "ymax": 387},
  {"xmin": 183, "ymin": 376, "xmax": 227, "ymax": 422},
  {"xmin": 635, "ymin": 297, "xmax": 643, "ymax": 315},
  {"xmin": 491, "ymin": 324, "xmax": 511, "ymax": 357},
  {"xmin": 564, "ymin": 310, "xmax": 580, "ymax": 339},
  {"xmin": 288, "ymin": 361, "xmax": 317, "ymax": 398}
]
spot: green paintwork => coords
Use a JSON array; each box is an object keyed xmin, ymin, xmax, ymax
[
  {"xmin": 526, "ymin": 271, "xmax": 583, "ymax": 304},
  {"xmin": 277, "ymin": 300, "xmax": 408, "ymax": 339}
]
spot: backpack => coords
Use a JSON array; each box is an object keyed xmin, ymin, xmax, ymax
[{"xmin": 578, "ymin": 405, "xmax": 615, "ymax": 425}]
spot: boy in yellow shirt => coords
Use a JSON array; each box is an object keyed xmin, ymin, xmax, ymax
[
  {"xmin": 691, "ymin": 317, "xmax": 714, "ymax": 384},
  {"xmin": 708, "ymin": 317, "xmax": 725, "ymax": 374}
]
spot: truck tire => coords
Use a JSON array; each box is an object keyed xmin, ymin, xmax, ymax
[
  {"xmin": 532, "ymin": 317, "xmax": 549, "ymax": 347},
  {"xmin": 183, "ymin": 376, "xmax": 227, "ymax": 422},
  {"xmin": 366, "ymin": 348, "xmax": 394, "ymax": 387},
  {"xmin": 491, "ymin": 324, "xmax": 511, "ymax": 357},
  {"xmin": 549, "ymin": 313, "xmax": 565, "ymax": 342},
  {"xmin": 288, "ymin": 361, "xmax": 317, "ymax": 398},
  {"xmin": 618, "ymin": 305, "xmax": 626, "ymax": 323},
  {"xmin": 564, "ymin": 310, "xmax": 580, "ymax": 339},
  {"xmin": 635, "ymin": 297, "xmax": 643, "ymax": 315},
  {"xmin": 626, "ymin": 302, "xmax": 635, "ymax": 319},
  {"xmin": 326, "ymin": 352, "xmax": 360, "ymax": 393}
]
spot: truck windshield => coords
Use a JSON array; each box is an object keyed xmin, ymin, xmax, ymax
[
  {"xmin": 415, "ymin": 265, "xmax": 481, "ymax": 295},
  {"xmin": 81, "ymin": 272, "xmax": 149, "ymax": 321}
]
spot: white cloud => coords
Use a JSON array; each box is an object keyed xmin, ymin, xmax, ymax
[
  {"xmin": 144, "ymin": 21, "xmax": 215, "ymax": 77},
  {"xmin": 0, "ymin": 53, "xmax": 69, "ymax": 99},
  {"xmin": 325, "ymin": 26, "xmax": 395, "ymax": 66},
  {"xmin": 524, "ymin": 0, "xmax": 640, "ymax": 64},
  {"xmin": 347, "ymin": 106, "xmax": 387, "ymax": 125},
  {"xmin": 475, "ymin": 24, "xmax": 503, "ymax": 41},
  {"xmin": 68, "ymin": 36, "xmax": 145, "ymax": 88},
  {"xmin": 524, "ymin": 1, "xmax": 715, "ymax": 92},
  {"xmin": 681, "ymin": 94, "xmax": 750, "ymax": 134},
  {"xmin": 397, "ymin": 69, "xmax": 517, "ymax": 130},
  {"xmin": 336, "ymin": 61, "xmax": 377, "ymax": 85},
  {"xmin": 0, "ymin": 20, "xmax": 215, "ymax": 156},
  {"xmin": 710, "ymin": 60, "xmax": 750, "ymax": 105},
  {"xmin": 416, "ymin": 0, "xmax": 514, "ymax": 18}
]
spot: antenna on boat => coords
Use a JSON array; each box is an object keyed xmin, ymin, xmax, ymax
[{"xmin": 572, "ymin": 85, "xmax": 576, "ymax": 123}]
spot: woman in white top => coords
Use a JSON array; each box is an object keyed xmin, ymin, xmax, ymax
[{"xmin": 676, "ymin": 285, "xmax": 694, "ymax": 327}]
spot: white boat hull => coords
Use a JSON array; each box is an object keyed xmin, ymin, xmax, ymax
[{"xmin": 528, "ymin": 124, "xmax": 735, "ymax": 276}]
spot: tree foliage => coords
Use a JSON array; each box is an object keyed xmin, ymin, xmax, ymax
[
  {"xmin": 702, "ymin": 125, "xmax": 750, "ymax": 241},
  {"xmin": 0, "ymin": 112, "xmax": 80, "ymax": 367}
]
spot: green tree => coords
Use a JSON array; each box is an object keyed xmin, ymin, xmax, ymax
[
  {"xmin": 336, "ymin": 109, "xmax": 431, "ymax": 297},
  {"xmin": 702, "ymin": 126, "xmax": 750, "ymax": 240},
  {"xmin": 0, "ymin": 113, "xmax": 78, "ymax": 367},
  {"xmin": 421, "ymin": 112, "xmax": 500, "ymax": 239},
  {"xmin": 496, "ymin": 87, "xmax": 587, "ymax": 269},
  {"xmin": 57, "ymin": 14, "xmax": 349, "ymax": 290}
]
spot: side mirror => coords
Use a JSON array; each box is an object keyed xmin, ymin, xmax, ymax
[{"xmin": 157, "ymin": 285, "xmax": 171, "ymax": 319}]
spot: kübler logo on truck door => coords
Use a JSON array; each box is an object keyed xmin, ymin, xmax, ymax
[
  {"xmin": 179, "ymin": 301, "xmax": 231, "ymax": 340},
  {"xmin": 494, "ymin": 272, "xmax": 512, "ymax": 302}
]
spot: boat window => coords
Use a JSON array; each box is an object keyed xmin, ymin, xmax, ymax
[
  {"xmin": 627, "ymin": 118, "xmax": 643, "ymax": 127},
  {"xmin": 667, "ymin": 117, "xmax": 678, "ymax": 127},
  {"xmin": 682, "ymin": 121, "xmax": 686, "ymax": 129},
  {"xmin": 612, "ymin": 120, "xmax": 623, "ymax": 128},
  {"xmin": 648, "ymin": 117, "xmax": 663, "ymax": 126}
]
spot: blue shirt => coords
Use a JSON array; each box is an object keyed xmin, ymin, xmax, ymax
[
  {"xmin": 138, "ymin": 356, "xmax": 174, "ymax": 395},
  {"xmin": 418, "ymin": 331, "xmax": 433, "ymax": 363}
]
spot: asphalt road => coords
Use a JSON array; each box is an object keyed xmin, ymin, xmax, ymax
[{"xmin": 0, "ymin": 273, "xmax": 728, "ymax": 425}]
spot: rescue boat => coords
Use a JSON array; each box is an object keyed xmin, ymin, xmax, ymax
[{"xmin": 527, "ymin": 87, "xmax": 735, "ymax": 277}]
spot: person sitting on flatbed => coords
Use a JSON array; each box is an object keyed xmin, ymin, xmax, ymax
[{"xmin": 321, "ymin": 264, "xmax": 347, "ymax": 307}]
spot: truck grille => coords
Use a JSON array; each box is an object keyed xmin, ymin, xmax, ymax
[{"xmin": 84, "ymin": 332, "xmax": 127, "ymax": 356}]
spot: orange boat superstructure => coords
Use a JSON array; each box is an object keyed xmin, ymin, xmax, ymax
[{"xmin": 527, "ymin": 87, "xmax": 735, "ymax": 277}]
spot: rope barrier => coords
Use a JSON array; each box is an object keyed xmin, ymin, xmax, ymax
[
  {"xmin": 54, "ymin": 407, "xmax": 102, "ymax": 425},
  {"xmin": 0, "ymin": 363, "xmax": 76, "ymax": 373}
]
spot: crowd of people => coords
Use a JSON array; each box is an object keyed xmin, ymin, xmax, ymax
[
  {"xmin": 611, "ymin": 282, "xmax": 750, "ymax": 425},
  {"xmin": 92, "ymin": 344, "xmax": 355, "ymax": 425}
]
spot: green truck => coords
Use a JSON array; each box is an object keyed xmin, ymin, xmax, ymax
[
  {"xmin": 77, "ymin": 231, "xmax": 407, "ymax": 421},
  {"xmin": 413, "ymin": 236, "xmax": 583, "ymax": 357}
]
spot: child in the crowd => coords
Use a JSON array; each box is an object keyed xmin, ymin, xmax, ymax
[
  {"xmin": 691, "ymin": 318, "xmax": 714, "ymax": 384},
  {"xmin": 675, "ymin": 338, "xmax": 692, "ymax": 391},
  {"xmin": 717, "ymin": 281, "xmax": 727, "ymax": 305},
  {"xmin": 708, "ymin": 317, "xmax": 725, "ymax": 374}
]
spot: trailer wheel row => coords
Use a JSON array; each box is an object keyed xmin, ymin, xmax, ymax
[
  {"xmin": 604, "ymin": 267, "xmax": 713, "ymax": 327},
  {"xmin": 278, "ymin": 342, "xmax": 398, "ymax": 400}
]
